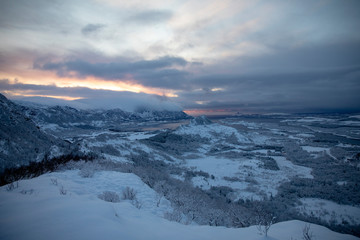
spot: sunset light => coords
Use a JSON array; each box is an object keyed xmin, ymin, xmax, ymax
[{"xmin": 1, "ymin": 1, "xmax": 360, "ymax": 239}]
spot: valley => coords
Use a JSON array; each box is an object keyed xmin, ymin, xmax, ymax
[{"xmin": 1, "ymin": 94, "xmax": 360, "ymax": 239}]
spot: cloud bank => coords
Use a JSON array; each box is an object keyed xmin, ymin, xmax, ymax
[
  {"xmin": 1, "ymin": 0, "xmax": 360, "ymax": 114},
  {"xmin": 0, "ymin": 79, "xmax": 181, "ymax": 112}
]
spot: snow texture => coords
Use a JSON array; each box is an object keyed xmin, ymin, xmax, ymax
[{"xmin": 0, "ymin": 172, "xmax": 358, "ymax": 240}]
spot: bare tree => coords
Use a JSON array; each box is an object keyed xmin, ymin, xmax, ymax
[
  {"xmin": 255, "ymin": 205, "xmax": 276, "ymax": 237},
  {"xmin": 122, "ymin": 187, "xmax": 137, "ymax": 200}
]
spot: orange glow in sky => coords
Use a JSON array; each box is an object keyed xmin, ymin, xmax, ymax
[
  {"xmin": 7, "ymin": 92, "xmax": 84, "ymax": 101},
  {"xmin": 1, "ymin": 70, "xmax": 179, "ymax": 99},
  {"xmin": 184, "ymin": 109, "xmax": 236, "ymax": 116}
]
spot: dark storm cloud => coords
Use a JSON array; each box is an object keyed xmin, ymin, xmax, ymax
[
  {"xmin": 126, "ymin": 10, "xmax": 173, "ymax": 24},
  {"xmin": 81, "ymin": 24, "xmax": 106, "ymax": 35},
  {"xmin": 30, "ymin": 39, "xmax": 360, "ymax": 113},
  {"xmin": 190, "ymin": 65, "xmax": 360, "ymax": 89},
  {"xmin": 176, "ymin": 64, "xmax": 360, "ymax": 113},
  {"xmin": 135, "ymin": 68, "xmax": 190, "ymax": 89},
  {"xmin": 171, "ymin": 40, "xmax": 360, "ymax": 113},
  {"xmin": 35, "ymin": 56, "xmax": 190, "ymax": 89},
  {"xmin": 28, "ymin": 37, "xmax": 360, "ymax": 113},
  {"xmin": 0, "ymin": 78, "xmax": 79, "ymax": 96},
  {"xmin": 0, "ymin": 78, "xmax": 132, "ymax": 98}
]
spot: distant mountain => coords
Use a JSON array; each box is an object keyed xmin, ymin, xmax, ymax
[
  {"xmin": 0, "ymin": 94, "xmax": 67, "ymax": 171},
  {"xmin": 0, "ymin": 93, "xmax": 190, "ymax": 169},
  {"xmin": 189, "ymin": 115, "xmax": 212, "ymax": 125},
  {"xmin": 17, "ymin": 102, "xmax": 191, "ymax": 131}
]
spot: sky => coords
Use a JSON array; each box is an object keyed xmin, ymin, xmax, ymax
[{"xmin": 0, "ymin": 0, "xmax": 360, "ymax": 115}]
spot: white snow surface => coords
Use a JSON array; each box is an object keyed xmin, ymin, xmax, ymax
[
  {"xmin": 222, "ymin": 120, "xmax": 261, "ymax": 129},
  {"xmin": 175, "ymin": 123, "xmax": 251, "ymax": 143},
  {"xmin": 301, "ymin": 146, "xmax": 337, "ymax": 159},
  {"xmin": 282, "ymin": 117, "xmax": 335, "ymax": 123},
  {"xmin": 0, "ymin": 172, "xmax": 358, "ymax": 240},
  {"xmin": 185, "ymin": 155, "xmax": 313, "ymax": 200},
  {"xmin": 301, "ymin": 146, "xmax": 329, "ymax": 152},
  {"xmin": 126, "ymin": 132, "xmax": 157, "ymax": 140}
]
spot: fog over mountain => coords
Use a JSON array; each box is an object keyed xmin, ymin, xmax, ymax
[{"xmin": 13, "ymin": 90, "xmax": 182, "ymax": 112}]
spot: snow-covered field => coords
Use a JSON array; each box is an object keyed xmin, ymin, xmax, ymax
[
  {"xmin": 0, "ymin": 171, "xmax": 358, "ymax": 240},
  {"xmin": 2, "ymin": 113, "xmax": 360, "ymax": 239},
  {"xmin": 175, "ymin": 121, "xmax": 251, "ymax": 144},
  {"xmin": 184, "ymin": 155, "xmax": 312, "ymax": 201}
]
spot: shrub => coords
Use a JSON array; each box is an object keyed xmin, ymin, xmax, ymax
[
  {"xmin": 50, "ymin": 178, "xmax": 58, "ymax": 185},
  {"xmin": 59, "ymin": 185, "xmax": 67, "ymax": 195},
  {"xmin": 122, "ymin": 187, "xmax": 137, "ymax": 200},
  {"xmin": 78, "ymin": 162, "xmax": 99, "ymax": 178},
  {"xmin": 132, "ymin": 199, "xmax": 142, "ymax": 209},
  {"xmin": 20, "ymin": 189, "xmax": 34, "ymax": 195},
  {"xmin": 98, "ymin": 191, "xmax": 120, "ymax": 203},
  {"xmin": 6, "ymin": 181, "xmax": 19, "ymax": 191},
  {"xmin": 164, "ymin": 209, "xmax": 182, "ymax": 223}
]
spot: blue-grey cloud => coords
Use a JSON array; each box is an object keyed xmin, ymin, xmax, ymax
[
  {"xmin": 81, "ymin": 24, "xmax": 106, "ymax": 35},
  {"xmin": 30, "ymin": 39, "xmax": 360, "ymax": 113},
  {"xmin": 35, "ymin": 56, "xmax": 190, "ymax": 89},
  {"xmin": 2, "ymin": 0, "xmax": 359, "ymax": 114},
  {"xmin": 126, "ymin": 10, "xmax": 173, "ymax": 24}
]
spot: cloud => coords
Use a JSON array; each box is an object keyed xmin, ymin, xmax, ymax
[
  {"xmin": 29, "ymin": 39, "xmax": 360, "ymax": 113},
  {"xmin": 35, "ymin": 55, "xmax": 191, "ymax": 89},
  {"xmin": 126, "ymin": 10, "xmax": 173, "ymax": 24},
  {"xmin": 175, "ymin": 63, "xmax": 360, "ymax": 113},
  {"xmin": 81, "ymin": 24, "xmax": 106, "ymax": 35},
  {"xmin": 0, "ymin": 79, "xmax": 181, "ymax": 112},
  {"xmin": 2, "ymin": 1, "xmax": 360, "ymax": 114}
]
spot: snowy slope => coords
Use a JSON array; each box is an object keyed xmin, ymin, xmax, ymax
[
  {"xmin": 175, "ymin": 121, "xmax": 251, "ymax": 144},
  {"xmin": 0, "ymin": 93, "xmax": 65, "ymax": 170},
  {"xmin": 0, "ymin": 171, "xmax": 358, "ymax": 240},
  {"xmin": 18, "ymin": 103, "xmax": 190, "ymax": 132}
]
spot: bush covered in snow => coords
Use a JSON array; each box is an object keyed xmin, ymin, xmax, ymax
[
  {"xmin": 122, "ymin": 187, "xmax": 137, "ymax": 200},
  {"xmin": 98, "ymin": 191, "xmax": 120, "ymax": 203}
]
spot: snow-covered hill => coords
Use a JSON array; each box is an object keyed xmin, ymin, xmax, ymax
[
  {"xmin": 0, "ymin": 93, "xmax": 67, "ymax": 171},
  {"xmin": 1, "ymin": 101, "xmax": 360, "ymax": 239},
  {"xmin": 0, "ymin": 170, "xmax": 358, "ymax": 240},
  {"xmin": 17, "ymin": 102, "xmax": 190, "ymax": 132}
]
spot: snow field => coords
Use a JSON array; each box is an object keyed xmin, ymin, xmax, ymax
[
  {"xmin": 0, "ymin": 172, "xmax": 358, "ymax": 240},
  {"xmin": 301, "ymin": 146, "xmax": 337, "ymax": 159},
  {"xmin": 175, "ymin": 123, "xmax": 251, "ymax": 144},
  {"xmin": 184, "ymin": 155, "xmax": 313, "ymax": 201}
]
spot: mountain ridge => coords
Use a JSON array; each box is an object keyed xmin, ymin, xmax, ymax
[
  {"xmin": 16, "ymin": 100, "xmax": 191, "ymax": 131},
  {"xmin": 0, "ymin": 93, "xmax": 69, "ymax": 171}
]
